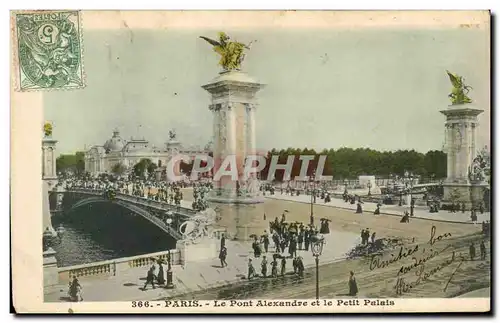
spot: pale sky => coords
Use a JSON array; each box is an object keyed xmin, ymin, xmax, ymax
[{"xmin": 44, "ymin": 27, "xmax": 490, "ymax": 155}]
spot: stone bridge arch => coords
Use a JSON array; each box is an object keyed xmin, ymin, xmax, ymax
[{"xmin": 62, "ymin": 194, "xmax": 182, "ymax": 240}]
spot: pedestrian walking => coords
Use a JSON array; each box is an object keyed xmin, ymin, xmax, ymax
[
  {"xmin": 280, "ymin": 257, "xmax": 287, "ymax": 276},
  {"xmin": 480, "ymin": 240, "xmax": 486, "ymax": 260},
  {"xmin": 219, "ymin": 246, "xmax": 228, "ymax": 268},
  {"xmin": 247, "ymin": 259, "xmax": 256, "ymax": 280},
  {"xmin": 157, "ymin": 261, "xmax": 165, "ymax": 285},
  {"xmin": 261, "ymin": 256, "xmax": 268, "ymax": 278},
  {"xmin": 469, "ymin": 242, "xmax": 476, "ymax": 261},
  {"xmin": 271, "ymin": 258, "xmax": 278, "ymax": 278},
  {"xmin": 262, "ymin": 232, "xmax": 270, "ymax": 253},
  {"xmin": 348, "ymin": 271, "xmax": 358, "ymax": 296},
  {"xmin": 143, "ymin": 266, "xmax": 156, "ymax": 290},
  {"xmin": 298, "ymin": 229, "xmax": 304, "ymax": 250},
  {"xmin": 220, "ymin": 234, "xmax": 226, "ymax": 249},
  {"xmin": 296, "ymin": 257, "xmax": 305, "ymax": 278}
]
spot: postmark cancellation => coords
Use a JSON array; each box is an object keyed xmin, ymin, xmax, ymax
[{"xmin": 13, "ymin": 11, "xmax": 84, "ymax": 91}]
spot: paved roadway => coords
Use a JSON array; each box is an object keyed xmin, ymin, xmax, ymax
[
  {"xmin": 265, "ymin": 192, "xmax": 491, "ymax": 224},
  {"xmin": 46, "ymin": 187, "xmax": 487, "ymax": 302},
  {"xmin": 167, "ymin": 232, "xmax": 491, "ymax": 300}
]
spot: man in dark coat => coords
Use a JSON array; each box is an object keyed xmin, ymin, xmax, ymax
[
  {"xmin": 480, "ymin": 240, "xmax": 487, "ymax": 260},
  {"xmin": 292, "ymin": 257, "xmax": 298, "ymax": 274},
  {"xmin": 262, "ymin": 232, "xmax": 270, "ymax": 253},
  {"xmin": 252, "ymin": 237, "xmax": 262, "ymax": 258},
  {"xmin": 280, "ymin": 257, "xmax": 287, "ymax": 276},
  {"xmin": 296, "ymin": 257, "xmax": 305, "ymax": 278},
  {"xmin": 220, "ymin": 234, "xmax": 226, "ymax": 250},
  {"xmin": 270, "ymin": 257, "xmax": 278, "ymax": 278},
  {"xmin": 288, "ymin": 235, "xmax": 297, "ymax": 258},
  {"xmin": 272, "ymin": 232, "xmax": 281, "ymax": 253},
  {"xmin": 304, "ymin": 228, "xmax": 311, "ymax": 251},
  {"xmin": 219, "ymin": 246, "xmax": 228, "ymax": 268},
  {"xmin": 261, "ymin": 256, "xmax": 268, "ymax": 278},
  {"xmin": 469, "ymin": 242, "xmax": 476, "ymax": 261},
  {"xmin": 298, "ymin": 229, "xmax": 304, "ymax": 250},
  {"xmin": 247, "ymin": 259, "xmax": 256, "ymax": 280},
  {"xmin": 143, "ymin": 266, "xmax": 156, "ymax": 290}
]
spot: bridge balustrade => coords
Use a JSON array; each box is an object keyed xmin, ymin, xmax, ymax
[
  {"xmin": 58, "ymin": 249, "xmax": 181, "ymax": 283},
  {"xmin": 66, "ymin": 188, "xmax": 197, "ymax": 217}
]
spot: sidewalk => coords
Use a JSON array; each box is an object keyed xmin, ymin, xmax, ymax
[
  {"xmin": 265, "ymin": 193, "xmax": 491, "ymax": 224},
  {"xmin": 45, "ymin": 230, "xmax": 359, "ymax": 302}
]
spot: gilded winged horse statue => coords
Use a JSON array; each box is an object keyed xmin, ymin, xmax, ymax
[
  {"xmin": 200, "ymin": 32, "xmax": 255, "ymax": 71},
  {"xmin": 446, "ymin": 70, "xmax": 473, "ymax": 105}
]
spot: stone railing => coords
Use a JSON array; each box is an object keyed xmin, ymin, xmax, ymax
[
  {"xmin": 57, "ymin": 249, "xmax": 181, "ymax": 283},
  {"xmin": 116, "ymin": 192, "xmax": 197, "ymax": 216},
  {"xmin": 66, "ymin": 188, "xmax": 197, "ymax": 217},
  {"xmin": 116, "ymin": 201, "xmax": 184, "ymax": 241}
]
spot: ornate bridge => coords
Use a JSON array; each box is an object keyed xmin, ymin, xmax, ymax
[{"xmin": 52, "ymin": 188, "xmax": 199, "ymax": 241}]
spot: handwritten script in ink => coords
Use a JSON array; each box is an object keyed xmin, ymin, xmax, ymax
[{"xmin": 368, "ymin": 225, "xmax": 468, "ymax": 296}]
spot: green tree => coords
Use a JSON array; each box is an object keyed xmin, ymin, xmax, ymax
[
  {"xmin": 75, "ymin": 152, "xmax": 85, "ymax": 174},
  {"xmin": 260, "ymin": 147, "xmax": 447, "ymax": 180},
  {"xmin": 133, "ymin": 159, "xmax": 157, "ymax": 178},
  {"xmin": 424, "ymin": 150, "xmax": 447, "ymax": 179},
  {"xmin": 111, "ymin": 163, "xmax": 127, "ymax": 176},
  {"xmin": 56, "ymin": 152, "xmax": 85, "ymax": 174}
]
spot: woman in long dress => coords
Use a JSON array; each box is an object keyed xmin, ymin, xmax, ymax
[
  {"xmin": 348, "ymin": 271, "xmax": 358, "ymax": 296},
  {"xmin": 68, "ymin": 276, "xmax": 83, "ymax": 302},
  {"xmin": 157, "ymin": 261, "xmax": 165, "ymax": 285}
]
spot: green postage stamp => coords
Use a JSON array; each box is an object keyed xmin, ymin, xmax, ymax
[{"xmin": 14, "ymin": 11, "xmax": 84, "ymax": 91}]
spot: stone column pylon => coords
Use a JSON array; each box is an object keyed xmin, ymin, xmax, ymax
[
  {"xmin": 202, "ymin": 70, "xmax": 267, "ymax": 240},
  {"xmin": 42, "ymin": 136, "xmax": 58, "ymax": 191},
  {"xmin": 440, "ymin": 103, "xmax": 485, "ymax": 208}
]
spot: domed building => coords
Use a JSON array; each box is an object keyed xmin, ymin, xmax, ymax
[
  {"xmin": 103, "ymin": 129, "xmax": 126, "ymax": 153},
  {"xmin": 84, "ymin": 128, "xmax": 211, "ymax": 178}
]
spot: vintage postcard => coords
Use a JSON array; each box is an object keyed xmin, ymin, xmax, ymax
[{"xmin": 10, "ymin": 10, "xmax": 491, "ymax": 314}]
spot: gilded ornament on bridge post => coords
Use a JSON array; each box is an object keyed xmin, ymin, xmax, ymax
[
  {"xmin": 169, "ymin": 129, "xmax": 176, "ymax": 141},
  {"xmin": 446, "ymin": 70, "xmax": 473, "ymax": 105},
  {"xmin": 43, "ymin": 122, "xmax": 53, "ymax": 137},
  {"xmin": 200, "ymin": 32, "xmax": 256, "ymax": 71}
]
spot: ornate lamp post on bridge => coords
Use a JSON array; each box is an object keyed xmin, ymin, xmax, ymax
[
  {"xmin": 309, "ymin": 171, "xmax": 317, "ymax": 226},
  {"xmin": 165, "ymin": 211, "xmax": 175, "ymax": 289},
  {"xmin": 310, "ymin": 233, "xmax": 325, "ymax": 300},
  {"xmin": 165, "ymin": 249, "xmax": 175, "ymax": 289},
  {"xmin": 403, "ymin": 171, "xmax": 414, "ymax": 206}
]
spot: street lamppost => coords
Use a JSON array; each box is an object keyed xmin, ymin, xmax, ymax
[
  {"xmin": 165, "ymin": 211, "xmax": 175, "ymax": 289},
  {"xmin": 42, "ymin": 227, "xmax": 55, "ymax": 252},
  {"xmin": 343, "ymin": 179, "xmax": 348, "ymax": 194},
  {"xmin": 404, "ymin": 171, "xmax": 414, "ymax": 206},
  {"xmin": 309, "ymin": 171, "xmax": 317, "ymax": 226},
  {"xmin": 165, "ymin": 249, "xmax": 174, "ymax": 289},
  {"xmin": 367, "ymin": 181, "xmax": 372, "ymax": 197},
  {"xmin": 310, "ymin": 233, "xmax": 325, "ymax": 300}
]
